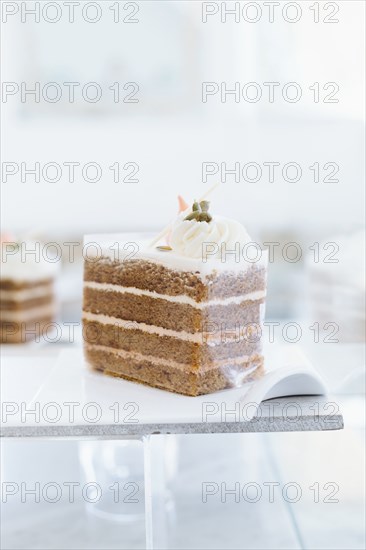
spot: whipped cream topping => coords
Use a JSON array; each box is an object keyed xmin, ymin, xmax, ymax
[
  {"xmin": 0, "ymin": 241, "xmax": 60, "ymax": 281},
  {"xmin": 170, "ymin": 214, "xmax": 252, "ymax": 260}
]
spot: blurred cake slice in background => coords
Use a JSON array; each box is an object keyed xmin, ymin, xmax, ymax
[
  {"xmin": 307, "ymin": 230, "xmax": 365, "ymax": 342},
  {"xmin": 0, "ymin": 234, "xmax": 59, "ymax": 344}
]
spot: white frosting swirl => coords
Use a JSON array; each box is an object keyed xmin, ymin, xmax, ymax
[{"xmin": 170, "ymin": 215, "xmax": 252, "ymax": 260}]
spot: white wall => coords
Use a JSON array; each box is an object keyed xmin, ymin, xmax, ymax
[{"xmin": 1, "ymin": 1, "xmax": 365, "ymax": 239}]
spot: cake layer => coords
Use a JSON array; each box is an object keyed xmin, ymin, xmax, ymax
[
  {"xmin": 86, "ymin": 343, "xmax": 259, "ymax": 373},
  {"xmin": 84, "ymin": 281, "xmax": 266, "ymax": 308},
  {"xmin": 82, "ymin": 316, "xmax": 262, "ymax": 366},
  {"xmin": 0, "ymin": 278, "xmax": 54, "ymax": 291},
  {"xmin": 0, "ymin": 303, "xmax": 56, "ymax": 323},
  {"xmin": 1, "ymin": 318, "xmax": 54, "ymax": 343},
  {"xmin": 0, "ymin": 295, "xmax": 54, "ymax": 311},
  {"xmin": 84, "ymin": 257, "xmax": 266, "ymax": 301},
  {"xmin": 0, "ymin": 283, "xmax": 54, "ymax": 301},
  {"xmin": 83, "ymin": 286, "xmax": 264, "ymax": 334},
  {"xmin": 85, "ymin": 344, "xmax": 264, "ymax": 396}
]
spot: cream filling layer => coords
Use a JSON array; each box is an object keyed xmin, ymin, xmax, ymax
[
  {"xmin": 0, "ymin": 285, "xmax": 53, "ymax": 302},
  {"xmin": 84, "ymin": 281, "xmax": 266, "ymax": 308},
  {"xmin": 82, "ymin": 311, "xmax": 262, "ymax": 345},
  {"xmin": 83, "ymin": 311, "xmax": 203, "ymax": 343},
  {"xmin": 0, "ymin": 303, "xmax": 55, "ymax": 322},
  {"xmin": 85, "ymin": 343, "xmax": 262, "ymax": 372}
]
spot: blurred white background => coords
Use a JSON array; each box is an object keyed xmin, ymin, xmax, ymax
[{"xmin": 1, "ymin": 0, "xmax": 364, "ymax": 234}]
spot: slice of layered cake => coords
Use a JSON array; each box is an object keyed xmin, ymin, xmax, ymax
[
  {"xmin": 83, "ymin": 200, "xmax": 267, "ymax": 396},
  {"xmin": 0, "ymin": 236, "xmax": 59, "ymax": 343}
]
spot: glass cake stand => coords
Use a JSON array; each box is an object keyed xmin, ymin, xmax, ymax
[{"xmin": 1, "ymin": 346, "xmax": 343, "ymax": 549}]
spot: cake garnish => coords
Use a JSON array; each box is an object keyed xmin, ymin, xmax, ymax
[
  {"xmin": 178, "ymin": 195, "xmax": 189, "ymax": 212},
  {"xmin": 170, "ymin": 201, "xmax": 252, "ymax": 259},
  {"xmin": 156, "ymin": 245, "xmax": 172, "ymax": 251},
  {"xmin": 165, "ymin": 195, "xmax": 190, "ymax": 247},
  {"xmin": 148, "ymin": 183, "xmax": 220, "ymax": 248},
  {"xmin": 184, "ymin": 200, "xmax": 213, "ymax": 223}
]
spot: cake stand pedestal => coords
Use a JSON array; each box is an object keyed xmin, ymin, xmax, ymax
[
  {"xmin": 141, "ymin": 396, "xmax": 343, "ymax": 549},
  {"xmin": 1, "ymin": 403, "xmax": 343, "ymax": 550}
]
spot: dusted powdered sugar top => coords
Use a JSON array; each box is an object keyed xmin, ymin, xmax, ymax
[{"xmin": 83, "ymin": 232, "xmax": 268, "ymax": 277}]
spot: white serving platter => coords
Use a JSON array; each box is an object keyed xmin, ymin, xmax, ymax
[{"xmin": 1, "ymin": 344, "xmax": 343, "ymax": 437}]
